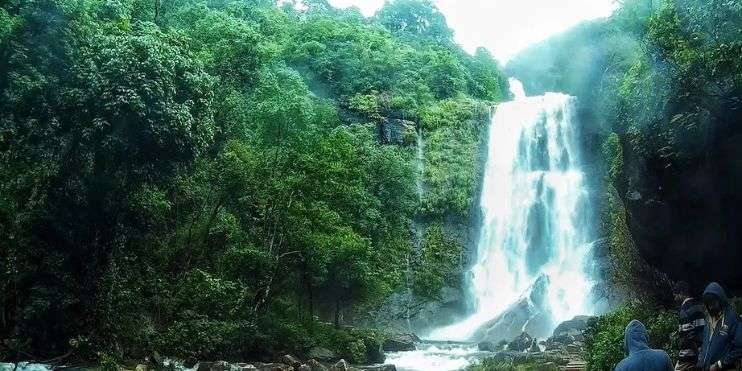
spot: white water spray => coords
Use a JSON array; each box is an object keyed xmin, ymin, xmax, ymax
[{"xmin": 429, "ymin": 79, "xmax": 596, "ymax": 341}]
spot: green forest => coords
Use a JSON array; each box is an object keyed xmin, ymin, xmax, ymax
[
  {"xmin": 1, "ymin": 0, "xmax": 740, "ymax": 370},
  {"xmin": 0, "ymin": 0, "xmax": 507, "ymax": 363}
]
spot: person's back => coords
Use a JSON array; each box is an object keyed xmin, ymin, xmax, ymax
[
  {"xmin": 677, "ymin": 297, "xmax": 705, "ymax": 370},
  {"xmin": 615, "ymin": 320, "xmax": 673, "ymax": 371}
]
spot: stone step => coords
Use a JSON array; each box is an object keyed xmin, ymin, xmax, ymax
[{"xmin": 560, "ymin": 360, "xmax": 587, "ymax": 371}]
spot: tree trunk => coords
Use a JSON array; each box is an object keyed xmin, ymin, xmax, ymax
[
  {"xmin": 154, "ymin": 0, "xmax": 161, "ymax": 23},
  {"xmin": 308, "ymin": 283, "xmax": 314, "ymax": 321},
  {"xmin": 334, "ymin": 299, "xmax": 341, "ymax": 329}
]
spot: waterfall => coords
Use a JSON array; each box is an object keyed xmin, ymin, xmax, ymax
[
  {"xmin": 429, "ymin": 79, "xmax": 597, "ymax": 341},
  {"xmin": 406, "ymin": 128, "xmax": 427, "ymax": 331}
]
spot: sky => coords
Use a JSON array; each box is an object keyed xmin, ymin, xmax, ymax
[{"xmin": 325, "ymin": 0, "xmax": 618, "ymax": 63}]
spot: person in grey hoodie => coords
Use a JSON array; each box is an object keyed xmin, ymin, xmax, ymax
[
  {"xmin": 697, "ymin": 282, "xmax": 742, "ymax": 371},
  {"xmin": 615, "ymin": 319, "xmax": 673, "ymax": 371}
]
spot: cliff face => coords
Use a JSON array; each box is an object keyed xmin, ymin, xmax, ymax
[
  {"xmin": 357, "ymin": 104, "xmax": 491, "ymax": 334},
  {"xmin": 617, "ymin": 116, "xmax": 742, "ymax": 294}
]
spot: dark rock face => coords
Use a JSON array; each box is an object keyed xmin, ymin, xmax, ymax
[
  {"xmin": 379, "ymin": 119, "xmax": 416, "ymax": 145},
  {"xmin": 362, "ymin": 285, "xmax": 467, "ymax": 334},
  {"xmin": 471, "ymin": 275, "xmax": 554, "ymax": 343},
  {"xmin": 620, "ymin": 137, "xmax": 742, "ymax": 295},
  {"xmin": 382, "ymin": 333, "xmax": 419, "ymax": 352}
]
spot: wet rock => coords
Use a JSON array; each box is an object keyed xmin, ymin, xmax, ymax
[
  {"xmin": 306, "ymin": 360, "xmax": 328, "ymax": 371},
  {"xmin": 552, "ymin": 315, "xmax": 592, "ymax": 339},
  {"xmin": 135, "ymin": 365, "xmax": 148, "ymax": 371},
  {"xmin": 330, "ymin": 360, "xmax": 349, "ymax": 371},
  {"xmin": 183, "ymin": 358, "xmax": 198, "ymax": 369},
  {"xmin": 255, "ymin": 364, "xmax": 292, "ymax": 371},
  {"xmin": 235, "ymin": 365, "xmax": 257, "ymax": 371},
  {"xmin": 308, "ymin": 347, "xmax": 336, "ymax": 362},
  {"xmin": 382, "ymin": 334, "xmax": 418, "ymax": 352},
  {"xmin": 280, "ymin": 355, "xmax": 301, "ymax": 369},
  {"xmin": 364, "ymin": 341, "xmax": 385, "ymax": 364},
  {"xmin": 471, "ymin": 275, "xmax": 554, "ymax": 343},
  {"xmin": 528, "ymin": 339, "xmax": 541, "ymax": 353},
  {"xmin": 508, "ymin": 332, "xmax": 534, "ymax": 352},
  {"xmin": 478, "ymin": 341, "xmax": 496, "ymax": 352},
  {"xmin": 364, "ymin": 286, "xmax": 466, "ymax": 333},
  {"xmin": 297, "ymin": 366, "xmax": 311, "ymax": 371},
  {"xmin": 357, "ymin": 365, "xmax": 396, "ymax": 371}
]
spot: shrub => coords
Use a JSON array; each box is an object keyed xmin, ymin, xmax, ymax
[
  {"xmin": 584, "ymin": 302, "xmax": 677, "ymax": 371},
  {"xmin": 468, "ymin": 358, "xmax": 560, "ymax": 371}
]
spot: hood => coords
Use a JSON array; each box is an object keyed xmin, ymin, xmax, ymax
[
  {"xmin": 703, "ymin": 282, "xmax": 728, "ymax": 306},
  {"xmin": 624, "ymin": 319, "xmax": 650, "ymax": 355}
]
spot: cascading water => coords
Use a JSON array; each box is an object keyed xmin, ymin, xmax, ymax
[
  {"xmin": 407, "ymin": 128, "xmax": 427, "ymax": 331},
  {"xmin": 388, "ymin": 79, "xmax": 597, "ymax": 370},
  {"xmin": 431, "ymin": 79, "xmax": 596, "ymax": 341}
]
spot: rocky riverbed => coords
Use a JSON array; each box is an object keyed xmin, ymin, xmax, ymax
[{"xmin": 0, "ymin": 317, "xmax": 592, "ymax": 371}]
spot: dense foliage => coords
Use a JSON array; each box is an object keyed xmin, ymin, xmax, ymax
[
  {"xmin": 583, "ymin": 303, "xmax": 677, "ymax": 371},
  {"xmin": 0, "ymin": 0, "xmax": 508, "ymax": 360}
]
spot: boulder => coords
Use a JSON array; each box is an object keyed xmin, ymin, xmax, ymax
[
  {"xmin": 280, "ymin": 355, "xmax": 301, "ymax": 369},
  {"xmin": 297, "ymin": 366, "xmax": 311, "ymax": 371},
  {"xmin": 477, "ymin": 341, "xmax": 496, "ymax": 352},
  {"xmin": 471, "ymin": 275, "xmax": 554, "ymax": 343},
  {"xmin": 508, "ymin": 332, "xmax": 534, "ymax": 352},
  {"xmin": 306, "ymin": 360, "xmax": 328, "ymax": 371},
  {"xmin": 552, "ymin": 316, "xmax": 592, "ymax": 338},
  {"xmin": 184, "ymin": 358, "xmax": 198, "ymax": 369},
  {"xmin": 135, "ymin": 365, "xmax": 148, "ymax": 371},
  {"xmin": 364, "ymin": 342, "xmax": 385, "ymax": 364},
  {"xmin": 308, "ymin": 347, "xmax": 336, "ymax": 362},
  {"xmin": 330, "ymin": 360, "xmax": 349, "ymax": 371},
  {"xmin": 528, "ymin": 339, "xmax": 541, "ymax": 353},
  {"xmin": 382, "ymin": 334, "xmax": 418, "ymax": 352}
]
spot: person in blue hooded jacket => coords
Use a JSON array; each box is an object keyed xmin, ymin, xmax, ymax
[
  {"xmin": 697, "ymin": 282, "xmax": 742, "ymax": 370},
  {"xmin": 615, "ymin": 319, "xmax": 673, "ymax": 371}
]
